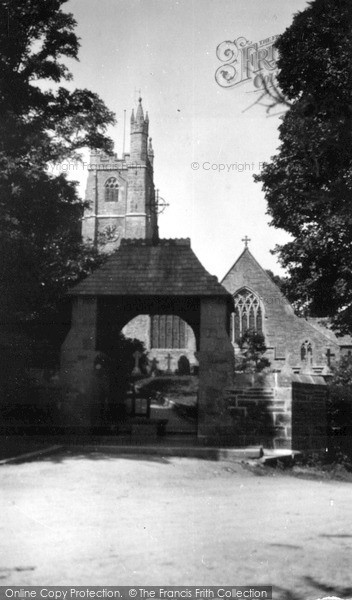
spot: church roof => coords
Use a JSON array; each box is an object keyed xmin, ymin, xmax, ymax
[
  {"xmin": 307, "ymin": 317, "xmax": 352, "ymax": 347},
  {"xmin": 70, "ymin": 238, "xmax": 231, "ymax": 299}
]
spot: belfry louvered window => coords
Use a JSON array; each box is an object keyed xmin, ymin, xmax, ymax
[
  {"xmin": 104, "ymin": 177, "xmax": 119, "ymax": 202},
  {"xmin": 231, "ymin": 288, "xmax": 263, "ymax": 344}
]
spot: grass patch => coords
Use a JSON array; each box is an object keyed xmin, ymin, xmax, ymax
[{"xmin": 137, "ymin": 375, "xmax": 198, "ymax": 405}]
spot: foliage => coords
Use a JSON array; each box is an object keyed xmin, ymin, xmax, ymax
[
  {"xmin": 290, "ymin": 450, "xmax": 352, "ymax": 477},
  {"xmin": 109, "ymin": 335, "xmax": 149, "ymax": 380},
  {"xmin": 324, "ymin": 356, "xmax": 352, "ymax": 463},
  {"xmin": 329, "ymin": 355, "xmax": 352, "ymax": 387},
  {"xmin": 265, "ymin": 269, "xmax": 287, "ymax": 292},
  {"xmin": 97, "ymin": 334, "xmax": 149, "ymax": 397},
  {"xmin": 235, "ymin": 330, "xmax": 270, "ymax": 373},
  {"xmin": 254, "ymin": 0, "xmax": 352, "ymax": 333},
  {"xmin": 0, "ymin": 0, "xmax": 115, "ymax": 334},
  {"xmin": 265, "ymin": 270, "xmax": 308, "ymax": 316},
  {"xmin": 264, "ymin": 269, "xmax": 299, "ymax": 309},
  {"xmin": 97, "ymin": 335, "xmax": 149, "ymax": 422}
]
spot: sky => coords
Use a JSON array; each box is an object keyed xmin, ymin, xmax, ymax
[{"xmin": 65, "ymin": 0, "xmax": 310, "ymax": 280}]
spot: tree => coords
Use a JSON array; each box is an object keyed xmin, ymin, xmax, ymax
[
  {"xmin": 96, "ymin": 334, "xmax": 149, "ymax": 424},
  {"xmin": 265, "ymin": 269, "xmax": 288, "ymax": 293},
  {"xmin": 0, "ymin": 0, "xmax": 115, "ymax": 354},
  {"xmin": 254, "ymin": 0, "xmax": 352, "ymax": 334},
  {"xmin": 326, "ymin": 356, "xmax": 352, "ymax": 461},
  {"xmin": 235, "ymin": 330, "xmax": 270, "ymax": 373},
  {"xmin": 329, "ymin": 355, "xmax": 352, "ymax": 388}
]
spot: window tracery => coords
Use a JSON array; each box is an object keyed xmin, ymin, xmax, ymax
[
  {"xmin": 104, "ymin": 177, "xmax": 119, "ymax": 202},
  {"xmin": 151, "ymin": 315, "xmax": 187, "ymax": 348},
  {"xmin": 231, "ymin": 288, "xmax": 263, "ymax": 343}
]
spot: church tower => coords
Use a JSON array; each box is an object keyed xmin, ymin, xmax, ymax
[
  {"xmin": 81, "ymin": 97, "xmax": 197, "ymax": 374},
  {"xmin": 82, "ymin": 98, "xmax": 158, "ymax": 250}
]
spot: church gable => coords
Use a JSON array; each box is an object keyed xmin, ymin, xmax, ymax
[
  {"xmin": 221, "ymin": 247, "xmax": 293, "ymax": 317},
  {"xmin": 221, "ymin": 246, "xmax": 340, "ymax": 372}
]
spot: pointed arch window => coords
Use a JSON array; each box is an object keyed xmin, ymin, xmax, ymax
[
  {"xmin": 104, "ymin": 177, "xmax": 119, "ymax": 202},
  {"xmin": 231, "ymin": 288, "xmax": 263, "ymax": 344},
  {"xmin": 301, "ymin": 340, "xmax": 313, "ymax": 364}
]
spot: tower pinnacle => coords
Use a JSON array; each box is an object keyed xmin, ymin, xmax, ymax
[
  {"xmin": 136, "ymin": 97, "xmax": 144, "ymax": 122},
  {"xmin": 148, "ymin": 137, "xmax": 154, "ymax": 167},
  {"xmin": 130, "ymin": 96, "xmax": 149, "ymax": 161}
]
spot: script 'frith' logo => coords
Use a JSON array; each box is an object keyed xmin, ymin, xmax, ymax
[{"xmin": 215, "ymin": 35, "xmax": 279, "ymax": 90}]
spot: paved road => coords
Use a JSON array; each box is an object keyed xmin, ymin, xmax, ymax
[{"xmin": 0, "ymin": 450, "xmax": 352, "ymax": 599}]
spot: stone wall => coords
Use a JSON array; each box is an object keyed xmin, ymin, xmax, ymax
[
  {"xmin": 123, "ymin": 315, "xmax": 150, "ymax": 347},
  {"xmin": 224, "ymin": 373, "xmax": 291, "ymax": 449},
  {"xmin": 291, "ymin": 375, "xmax": 328, "ymax": 451},
  {"xmin": 82, "ymin": 153, "xmax": 156, "ymax": 248},
  {"xmin": 60, "ymin": 297, "xmax": 105, "ymax": 428},
  {"xmin": 197, "ymin": 298, "xmax": 235, "ymax": 444},
  {"xmin": 81, "ymin": 153, "xmax": 129, "ymax": 249},
  {"xmin": 223, "ymin": 372, "xmax": 328, "ymax": 450}
]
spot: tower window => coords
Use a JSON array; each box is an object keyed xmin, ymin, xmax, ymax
[
  {"xmin": 104, "ymin": 177, "xmax": 119, "ymax": 202},
  {"xmin": 231, "ymin": 288, "xmax": 263, "ymax": 344}
]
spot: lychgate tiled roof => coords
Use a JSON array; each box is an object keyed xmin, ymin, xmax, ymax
[{"xmin": 70, "ymin": 239, "xmax": 231, "ymax": 298}]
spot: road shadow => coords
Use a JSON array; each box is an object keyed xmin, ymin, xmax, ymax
[
  {"xmin": 320, "ymin": 533, "xmax": 352, "ymax": 538},
  {"xmin": 303, "ymin": 575, "xmax": 352, "ymax": 598},
  {"xmin": 274, "ymin": 576, "xmax": 352, "ymax": 600}
]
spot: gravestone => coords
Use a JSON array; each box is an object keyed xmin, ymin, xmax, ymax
[
  {"xmin": 178, "ymin": 355, "xmax": 191, "ymax": 375},
  {"xmin": 165, "ymin": 352, "xmax": 172, "ymax": 374},
  {"xmin": 132, "ymin": 350, "xmax": 142, "ymax": 376}
]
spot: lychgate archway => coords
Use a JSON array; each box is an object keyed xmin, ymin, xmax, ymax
[{"xmin": 60, "ymin": 239, "xmax": 234, "ymax": 444}]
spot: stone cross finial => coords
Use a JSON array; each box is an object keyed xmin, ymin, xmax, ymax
[
  {"xmin": 166, "ymin": 352, "xmax": 172, "ymax": 373},
  {"xmin": 242, "ymin": 236, "xmax": 251, "ymax": 247},
  {"xmin": 134, "ymin": 88, "xmax": 142, "ymax": 102},
  {"xmin": 326, "ymin": 348, "xmax": 334, "ymax": 367}
]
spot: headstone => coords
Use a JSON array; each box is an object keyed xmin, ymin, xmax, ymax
[
  {"xmin": 178, "ymin": 355, "xmax": 190, "ymax": 375},
  {"xmin": 150, "ymin": 357, "xmax": 159, "ymax": 377},
  {"xmin": 165, "ymin": 352, "xmax": 172, "ymax": 374},
  {"xmin": 132, "ymin": 350, "xmax": 142, "ymax": 376}
]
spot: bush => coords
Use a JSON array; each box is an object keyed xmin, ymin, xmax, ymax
[
  {"xmin": 326, "ymin": 356, "xmax": 352, "ymax": 460},
  {"xmin": 235, "ymin": 330, "xmax": 271, "ymax": 373}
]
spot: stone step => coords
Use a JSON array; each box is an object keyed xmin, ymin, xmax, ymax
[
  {"xmin": 229, "ymin": 392, "xmax": 275, "ymax": 397},
  {"xmin": 227, "ymin": 387, "xmax": 275, "ymax": 394},
  {"xmin": 227, "ymin": 392, "xmax": 275, "ymax": 396},
  {"xmin": 68, "ymin": 444, "xmax": 264, "ymax": 461},
  {"xmin": 226, "ymin": 393, "xmax": 275, "ymax": 400}
]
